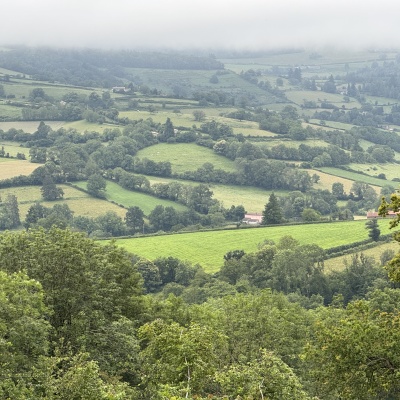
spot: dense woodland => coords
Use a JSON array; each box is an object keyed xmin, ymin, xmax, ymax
[{"xmin": 1, "ymin": 47, "xmax": 400, "ymax": 399}]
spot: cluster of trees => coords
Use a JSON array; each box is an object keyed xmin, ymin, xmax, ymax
[{"xmin": 1, "ymin": 197, "xmax": 400, "ymax": 398}]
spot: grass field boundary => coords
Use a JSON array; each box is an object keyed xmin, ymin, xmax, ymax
[{"xmin": 315, "ymin": 167, "xmax": 387, "ymax": 188}]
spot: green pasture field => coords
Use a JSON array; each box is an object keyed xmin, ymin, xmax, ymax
[
  {"xmin": 0, "ymin": 160, "xmax": 39, "ymax": 179},
  {"xmin": 0, "ymin": 66, "xmax": 25, "ymax": 75},
  {"xmin": 347, "ymin": 163, "xmax": 400, "ymax": 182},
  {"xmin": 111, "ymin": 219, "xmax": 395, "ymax": 272},
  {"xmin": 285, "ymin": 90, "xmax": 360, "ymax": 109},
  {"xmin": 305, "ymin": 168, "xmax": 361, "ymax": 193},
  {"xmin": 119, "ymin": 110, "xmax": 200, "ymax": 128},
  {"xmin": 118, "ymin": 109, "xmax": 276, "ymax": 137},
  {"xmin": 259, "ymin": 138, "xmax": 329, "ymax": 149},
  {"xmin": 146, "ymin": 175, "xmax": 288, "ymax": 213},
  {"xmin": 0, "ymin": 121, "xmax": 65, "ymax": 133},
  {"xmin": 124, "ymin": 68, "xmax": 275, "ymax": 102},
  {"xmin": 2, "ymin": 81, "xmax": 103, "ymax": 100},
  {"xmin": 324, "ymin": 240, "xmax": 400, "ymax": 273},
  {"xmin": 0, "ymin": 141, "xmax": 29, "ymax": 157},
  {"xmin": 74, "ymin": 180, "xmax": 187, "ymax": 214},
  {"xmin": 0, "ymin": 103, "xmax": 23, "ymax": 119},
  {"xmin": 317, "ymin": 167, "xmax": 388, "ymax": 188},
  {"xmin": 358, "ymin": 139, "xmax": 400, "ymax": 161},
  {"xmin": 0, "ymin": 184, "xmax": 127, "ymax": 221},
  {"xmin": 62, "ymin": 120, "xmax": 121, "ymax": 133},
  {"xmin": 220, "ymin": 49, "xmax": 394, "ymax": 68},
  {"xmin": 136, "ymin": 143, "xmax": 237, "ymax": 174},
  {"xmin": 307, "ymin": 119, "xmax": 356, "ymax": 131}
]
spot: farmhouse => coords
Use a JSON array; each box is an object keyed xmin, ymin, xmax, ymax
[
  {"xmin": 366, "ymin": 211, "xmax": 398, "ymax": 219},
  {"xmin": 242, "ymin": 213, "xmax": 263, "ymax": 225}
]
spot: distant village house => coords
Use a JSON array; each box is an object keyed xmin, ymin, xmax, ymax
[{"xmin": 242, "ymin": 213, "xmax": 263, "ymax": 225}]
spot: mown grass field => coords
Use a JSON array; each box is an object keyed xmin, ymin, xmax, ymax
[
  {"xmin": 317, "ymin": 167, "xmax": 387, "ymax": 188},
  {"xmin": 347, "ymin": 163, "xmax": 400, "ymax": 182},
  {"xmin": 0, "ymin": 184, "xmax": 127, "ymax": 221},
  {"xmin": 0, "ymin": 121, "xmax": 65, "ymax": 132},
  {"xmin": 0, "ymin": 160, "xmax": 39, "ymax": 179},
  {"xmin": 0, "ymin": 103, "xmax": 23, "ymax": 119},
  {"xmin": 305, "ymin": 168, "xmax": 358, "ymax": 193},
  {"xmin": 118, "ymin": 109, "xmax": 276, "ymax": 137},
  {"xmin": 2, "ymin": 81, "xmax": 103, "ymax": 100},
  {"xmin": 324, "ymin": 240, "xmax": 400, "ymax": 273},
  {"xmin": 111, "ymin": 219, "xmax": 395, "ymax": 273},
  {"xmin": 285, "ymin": 90, "xmax": 360, "ymax": 109},
  {"xmin": 74, "ymin": 180, "xmax": 187, "ymax": 214},
  {"xmin": 146, "ymin": 175, "xmax": 288, "ymax": 213},
  {"xmin": 308, "ymin": 119, "xmax": 356, "ymax": 131},
  {"xmin": 136, "ymin": 143, "xmax": 237, "ymax": 174},
  {"xmin": 0, "ymin": 141, "xmax": 29, "ymax": 157}
]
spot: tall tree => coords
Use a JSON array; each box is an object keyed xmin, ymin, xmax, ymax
[
  {"xmin": 366, "ymin": 218, "xmax": 380, "ymax": 241},
  {"xmin": 125, "ymin": 206, "xmax": 145, "ymax": 233},
  {"xmin": 262, "ymin": 193, "xmax": 284, "ymax": 225},
  {"xmin": 41, "ymin": 174, "xmax": 64, "ymax": 201},
  {"xmin": 87, "ymin": 173, "xmax": 107, "ymax": 198}
]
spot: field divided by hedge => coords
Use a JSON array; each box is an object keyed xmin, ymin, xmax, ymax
[{"xmin": 112, "ymin": 219, "xmax": 396, "ymax": 273}]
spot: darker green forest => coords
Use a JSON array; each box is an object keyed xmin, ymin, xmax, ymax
[{"xmin": 1, "ymin": 194, "xmax": 400, "ymax": 400}]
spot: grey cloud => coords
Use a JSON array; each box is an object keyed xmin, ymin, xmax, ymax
[{"xmin": 2, "ymin": 0, "xmax": 400, "ymax": 50}]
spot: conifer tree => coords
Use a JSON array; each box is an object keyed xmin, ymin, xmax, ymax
[{"xmin": 262, "ymin": 193, "xmax": 284, "ymax": 225}]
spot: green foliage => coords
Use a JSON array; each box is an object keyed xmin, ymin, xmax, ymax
[
  {"xmin": 305, "ymin": 300, "xmax": 400, "ymax": 399},
  {"xmin": 262, "ymin": 192, "xmax": 284, "ymax": 225},
  {"xmin": 40, "ymin": 174, "xmax": 64, "ymax": 201},
  {"xmin": 0, "ymin": 270, "xmax": 50, "ymax": 396},
  {"xmin": 87, "ymin": 173, "xmax": 107, "ymax": 198},
  {"xmin": 0, "ymin": 228, "xmax": 143, "ymax": 346},
  {"xmin": 215, "ymin": 349, "xmax": 310, "ymax": 400},
  {"xmin": 366, "ymin": 218, "xmax": 381, "ymax": 241},
  {"xmin": 0, "ymin": 193, "xmax": 20, "ymax": 229},
  {"xmin": 138, "ymin": 319, "xmax": 228, "ymax": 397}
]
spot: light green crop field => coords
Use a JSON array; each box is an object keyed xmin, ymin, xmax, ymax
[
  {"xmin": 111, "ymin": 220, "xmax": 395, "ymax": 272},
  {"xmin": 317, "ymin": 167, "xmax": 387, "ymax": 188},
  {"xmin": 0, "ymin": 160, "xmax": 40, "ymax": 179},
  {"xmin": 136, "ymin": 143, "xmax": 237, "ymax": 174},
  {"xmin": 347, "ymin": 163, "xmax": 400, "ymax": 182},
  {"xmin": 74, "ymin": 180, "xmax": 187, "ymax": 214},
  {"xmin": 324, "ymin": 241, "xmax": 400, "ymax": 273}
]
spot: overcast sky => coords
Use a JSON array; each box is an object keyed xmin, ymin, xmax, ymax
[{"xmin": 2, "ymin": 0, "xmax": 399, "ymax": 51}]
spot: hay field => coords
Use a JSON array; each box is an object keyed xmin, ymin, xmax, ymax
[
  {"xmin": 306, "ymin": 169, "xmax": 361, "ymax": 193},
  {"xmin": 324, "ymin": 241, "xmax": 400, "ymax": 273},
  {"xmin": 0, "ymin": 160, "xmax": 40, "ymax": 179},
  {"xmin": 0, "ymin": 185, "xmax": 127, "ymax": 221}
]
